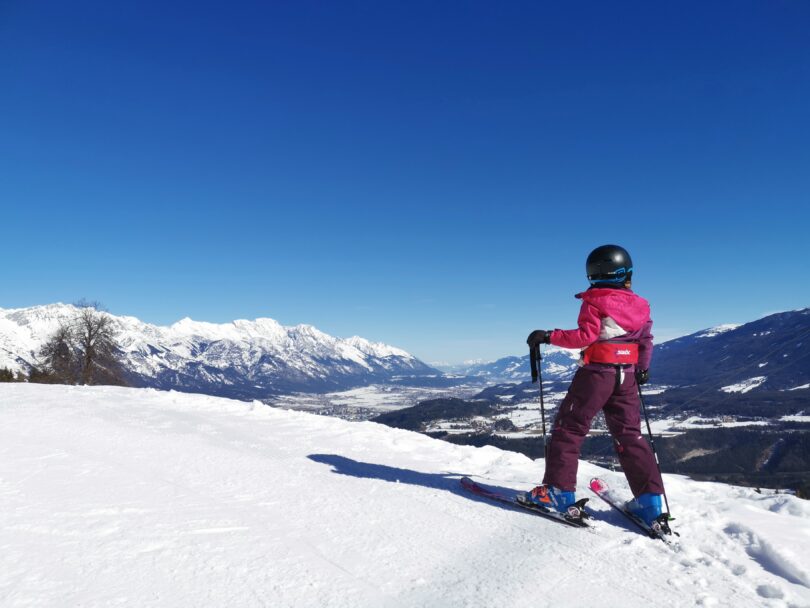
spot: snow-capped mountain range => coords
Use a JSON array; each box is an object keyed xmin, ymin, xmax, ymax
[
  {"xmin": 0, "ymin": 304, "xmax": 437, "ymax": 397},
  {"xmin": 451, "ymin": 308, "xmax": 810, "ymax": 394},
  {"xmin": 451, "ymin": 348, "xmax": 581, "ymax": 383}
]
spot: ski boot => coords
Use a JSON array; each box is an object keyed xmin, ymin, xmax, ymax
[
  {"xmin": 521, "ymin": 484, "xmax": 588, "ymax": 520},
  {"xmin": 625, "ymin": 493, "xmax": 663, "ymax": 526}
]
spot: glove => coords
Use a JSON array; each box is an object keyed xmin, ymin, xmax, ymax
[
  {"xmin": 526, "ymin": 330, "xmax": 551, "ymax": 349},
  {"xmin": 635, "ymin": 369, "xmax": 650, "ymax": 385}
]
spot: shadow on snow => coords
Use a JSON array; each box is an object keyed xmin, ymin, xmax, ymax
[
  {"xmin": 308, "ymin": 453, "xmax": 644, "ymax": 534},
  {"xmin": 307, "ymin": 453, "xmax": 529, "ymax": 515}
]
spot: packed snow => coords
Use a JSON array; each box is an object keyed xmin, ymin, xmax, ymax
[{"xmin": 1, "ymin": 384, "xmax": 809, "ymax": 607}]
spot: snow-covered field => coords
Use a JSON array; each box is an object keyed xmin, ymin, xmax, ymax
[
  {"xmin": 721, "ymin": 377, "xmax": 768, "ymax": 394},
  {"xmin": 268, "ymin": 383, "xmax": 483, "ymax": 419},
  {"xmin": 2, "ymin": 384, "xmax": 810, "ymax": 607},
  {"xmin": 423, "ymin": 391, "xmax": 569, "ymax": 437},
  {"xmin": 639, "ymin": 384, "xmax": 671, "ymax": 395},
  {"xmin": 648, "ymin": 416, "xmax": 773, "ymax": 436}
]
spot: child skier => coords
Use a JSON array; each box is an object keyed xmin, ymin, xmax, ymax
[{"xmin": 525, "ymin": 244, "xmax": 665, "ymax": 525}]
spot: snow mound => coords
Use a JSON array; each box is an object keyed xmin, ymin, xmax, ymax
[{"xmin": 1, "ymin": 384, "xmax": 809, "ymax": 607}]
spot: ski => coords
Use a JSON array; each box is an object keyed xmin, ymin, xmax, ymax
[
  {"xmin": 460, "ymin": 476, "xmax": 590, "ymax": 528},
  {"xmin": 589, "ymin": 478, "xmax": 676, "ymax": 543}
]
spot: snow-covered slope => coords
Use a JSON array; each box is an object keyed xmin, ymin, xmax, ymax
[
  {"xmin": 2, "ymin": 384, "xmax": 809, "ymax": 607},
  {"xmin": 0, "ymin": 304, "xmax": 436, "ymax": 397},
  {"xmin": 653, "ymin": 308, "xmax": 810, "ymax": 392}
]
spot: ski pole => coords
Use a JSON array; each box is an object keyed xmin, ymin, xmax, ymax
[
  {"xmin": 530, "ymin": 344, "xmax": 548, "ymax": 460},
  {"xmin": 638, "ymin": 383, "xmax": 672, "ymax": 518}
]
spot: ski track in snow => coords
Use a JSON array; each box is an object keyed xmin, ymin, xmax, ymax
[{"xmin": 1, "ymin": 384, "xmax": 809, "ymax": 607}]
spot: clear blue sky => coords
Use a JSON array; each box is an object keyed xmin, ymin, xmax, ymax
[{"xmin": 1, "ymin": 1, "xmax": 808, "ymax": 363}]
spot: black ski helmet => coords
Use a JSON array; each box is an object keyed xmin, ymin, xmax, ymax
[{"xmin": 586, "ymin": 244, "xmax": 633, "ymax": 285}]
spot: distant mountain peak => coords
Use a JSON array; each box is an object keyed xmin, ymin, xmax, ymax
[{"xmin": 344, "ymin": 336, "xmax": 413, "ymax": 360}]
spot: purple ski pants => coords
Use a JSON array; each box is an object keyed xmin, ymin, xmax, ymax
[{"xmin": 542, "ymin": 365, "xmax": 665, "ymax": 497}]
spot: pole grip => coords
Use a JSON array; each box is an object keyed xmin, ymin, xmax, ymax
[{"xmin": 528, "ymin": 344, "xmax": 547, "ymax": 459}]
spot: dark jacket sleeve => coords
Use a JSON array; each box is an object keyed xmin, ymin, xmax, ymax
[{"xmin": 638, "ymin": 318, "xmax": 654, "ymax": 370}]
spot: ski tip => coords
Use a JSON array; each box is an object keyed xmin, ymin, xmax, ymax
[{"xmin": 589, "ymin": 478, "xmax": 608, "ymax": 492}]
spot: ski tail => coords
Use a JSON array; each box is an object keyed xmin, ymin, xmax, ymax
[{"xmin": 589, "ymin": 478, "xmax": 677, "ymax": 542}]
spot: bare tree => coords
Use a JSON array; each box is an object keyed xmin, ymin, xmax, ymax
[
  {"xmin": 36, "ymin": 300, "xmax": 128, "ymax": 386},
  {"xmin": 73, "ymin": 301, "xmax": 126, "ymax": 385},
  {"xmin": 38, "ymin": 324, "xmax": 78, "ymax": 383}
]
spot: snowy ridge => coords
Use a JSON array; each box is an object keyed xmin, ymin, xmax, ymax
[
  {"xmin": 344, "ymin": 335, "xmax": 413, "ymax": 360},
  {"xmin": 1, "ymin": 384, "xmax": 809, "ymax": 607},
  {"xmin": 0, "ymin": 304, "xmax": 435, "ymax": 397},
  {"xmin": 695, "ymin": 323, "xmax": 743, "ymax": 339}
]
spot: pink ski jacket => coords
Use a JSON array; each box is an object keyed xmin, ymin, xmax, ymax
[{"xmin": 549, "ymin": 287, "xmax": 654, "ymax": 370}]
